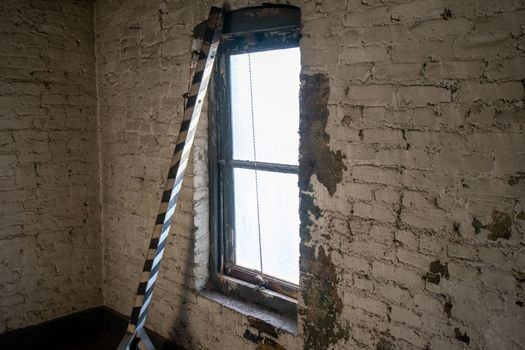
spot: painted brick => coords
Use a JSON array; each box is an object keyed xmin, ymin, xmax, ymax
[{"xmin": 2, "ymin": 1, "xmax": 523, "ymax": 350}]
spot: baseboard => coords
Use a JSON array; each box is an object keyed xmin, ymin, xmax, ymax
[{"xmin": 0, "ymin": 306, "xmax": 183, "ymax": 350}]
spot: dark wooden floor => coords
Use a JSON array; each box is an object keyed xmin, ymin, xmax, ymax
[
  {"xmin": 57, "ymin": 331, "xmax": 121, "ymax": 350},
  {"xmin": 0, "ymin": 307, "xmax": 182, "ymax": 350}
]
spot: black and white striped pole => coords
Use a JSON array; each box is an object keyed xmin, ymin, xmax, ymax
[{"xmin": 117, "ymin": 7, "xmax": 224, "ymax": 350}]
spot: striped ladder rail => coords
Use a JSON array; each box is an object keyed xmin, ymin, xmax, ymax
[{"xmin": 117, "ymin": 7, "xmax": 224, "ymax": 350}]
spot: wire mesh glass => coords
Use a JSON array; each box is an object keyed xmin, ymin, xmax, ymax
[
  {"xmin": 233, "ymin": 168, "xmax": 300, "ymax": 284},
  {"xmin": 229, "ymin": 48, "xmax": 300, "ymax": 165}
]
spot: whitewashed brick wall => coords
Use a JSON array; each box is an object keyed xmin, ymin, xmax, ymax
[{"xmin": 0, "ymin": 0, "xmax": 102, "ymax": 332}]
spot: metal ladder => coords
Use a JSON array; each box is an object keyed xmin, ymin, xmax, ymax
[{"xmin": 117, "ymin": 7, "xmax": 224, "ymax": 350}]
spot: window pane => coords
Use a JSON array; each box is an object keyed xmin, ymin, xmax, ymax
[
  {"xmin": 229, "ymin": 48, "xmax": 300, "ymax": 165},
  {"xmin": 233, "ymin": 168, "xmax": 299, "ymax": 285}
]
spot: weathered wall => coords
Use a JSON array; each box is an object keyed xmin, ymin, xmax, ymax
[
  {"xmin": 95, "ymin": 0, "xmax": 525, "ymax": 349},
  {"xmin": 0, "ymin": 0, "xmax": 101, "ymax": 332}
]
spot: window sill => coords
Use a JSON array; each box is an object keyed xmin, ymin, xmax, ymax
[{"xmin": 198, "ymin": 288, "xmax": 299, "ymax": 337}]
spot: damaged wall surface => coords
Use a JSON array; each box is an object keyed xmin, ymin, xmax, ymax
[
  {"xmin": 0, "ymin": 0, "xmax": 524, "ymax": 349},
  {"xmin": 95, "ymin": 0, "xmax": 525, "ymax": 349},
  {"xmin": 0, "ymin": 0, "xmax": 102, "ymax": 332}
]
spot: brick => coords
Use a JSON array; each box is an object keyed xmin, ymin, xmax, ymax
[
  {"xmin": 478, "ymin": 247, "xmax": 507, "ymax": 267},
  {"xmin": 448, "ymin": 263, "xmax": 479, "ymax": 285},
  {"xmin": 347, "ymin": 295, "xmax": 389, "ymax": 317},
  {"xmin": 435, "ymin": 152, "xmax": 493, "ymax": 173},
  {"xmin": 391, "ymin": 0, "xmax": 449, "ymax": 22},
  {"xmin": 372, "ymin": 261, "xmax": 395, "ymax": 281},
  {"xmin": 392, "ymin": 38, "xmax": 454, "ymax": 62},
  {"xmin": 362, "ymin": 25, "xmax": 410, "ymax": 44},
  {"xmin": 425, "ymin": 60, "xmax": 483, "ymax": 80},
  {"xmin": 479, "ymin": 270, "xmax": 516, "ymax": 292},
  {"xmin": 457, "ymin": 81, "xmax": 523, "ymax": 103},
  {"xmin": 373, "ymin": 62, "xmax": 422, "ymax": 82},
  {"xmin": 391, "ymin": 305, "xmax": 423, "ymax": 328},
  {"xmin": 467, "ymin": 133, "xmax": 524, "ymax": 152},
  {"xmin": 454, "ymin": 35, "xmax": 513, "ymax": 58},
  {"xmin": 390, "ymin": 325, "xmax": 426, "ymax": 348},
  {"xmin": 395, "ymin": 86, "xmax": 451, "ymax": 106},
  {"xmin": 448, "ymin": 244, "xmax": 475, "ymax": 259},
  {"xmin": 486, "ymin": 57, "xmax": 525, "ymax": 80},
  {"xmin": 375, "ymin": 187, "xmax": 401, "ymax": 204},
  {"xmin": 411, "ymin": 18, "xmax": 472, "ymax": 39},
  {"xmin": 413, "ymin": 293, "xmax": 442, "ymax": 316},
  {"xmin": 395, "ymin": 230, "xmax": 418, "ymax": 249},
  {"xmin": 474, "ymin": 10, "xmax": 525, "ymax": 34},
  {"xmin": 347, "ymin": 84, "xmax": 395, "ymax": 106},
  {"xmin": 353, "ymin": 201, "xmax": 397, "ymax": 222},
  {"xmin": 353, "ymin": 165, "xmax": 402, "ymax": 187},
  {"xmin": 344, "ymin": 7, "xmax": 390, "ymax": 27},
  {"xmin": 363, "ymin": 128, "xmax": 404, "ymax": 145},
  {"xmin": 1, "ymin": 1, "xmax": 523, "ymax": 349},
  {"xmin": 342, "ymin": 45, "xmax": 388, "ymax": 63}
]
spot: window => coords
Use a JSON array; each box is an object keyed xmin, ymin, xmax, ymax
[{"xmin": 208, "ymin": 5, "xmax": 301, "ymax": 314}]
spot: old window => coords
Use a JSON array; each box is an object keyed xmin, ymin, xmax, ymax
[{"xmin": 208, "ymin": 5, "xmax": 301, "ymax": 315}]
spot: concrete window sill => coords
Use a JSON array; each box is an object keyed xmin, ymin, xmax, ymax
[{"xmin": 198, "ymin": 290, "xmax": 299, "ymax": 336}]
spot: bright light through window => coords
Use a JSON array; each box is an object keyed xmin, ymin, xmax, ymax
[{"xmin": 229, "ymin": 47, "xmax": 300, "ymax": 285}]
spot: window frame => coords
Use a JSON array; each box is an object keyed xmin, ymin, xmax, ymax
[{"xmin": 207, "ymin": 5, "xmax": 301, "ymax": 317}]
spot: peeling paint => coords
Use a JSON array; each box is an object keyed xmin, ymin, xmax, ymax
[
  {"xmin": 472, "ymin": 211, "xmax": 512, "ymax": 240},
  {"xmin": 299, "ymin": 73, "xmax": 346, "ymax": 197},
  {"xmin": 454, "ymin": 328, "xmax": 470, "ymax": 344},
  {"xmin": 486, "ymin": 211, "xmax": 512, "ymax": 241},
  {"xmin": 299, "ymin": 186, "xmax": 321, "ymax": 243},
  {"xmin": 257, "ymin": 339, "xmax": 287, "ymax": 350},
  {"xmin": 444, "ymin": 300, "xmax": 453, "ymax": 318},
  {"xmin": 243, "ymin": 329, "xmax": 287, "ymax": 350},
  {"xmin": 508, "ymin": 172, "xmax": 525, "ymax": 185},
  {"xmin": 300, "ymin": 246, "xmax": 349, "ymax": 349},
  {"xmin": 425, "ymin": 260, "xmax": 449, "ymax": 285},
  {"xmin": 248, "ymin": 316, "xmax": 279, "ymax": 338},
  {"xmin": 472, "ymin": 217, "xmax": 483, "ymax": 234}
]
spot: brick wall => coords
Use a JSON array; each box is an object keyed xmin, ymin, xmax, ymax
[
  {"xmin": 95, "ymin": 0, "xmax": 525, "ymax": 349},
  {"xmin": 95, "ymin": 0, "xmax": 524, "ymax": 349},
  {"xmin": 1, "ymin": 0, "xmax": 523, "ymax": 349},
  {"xmin": 0, "ymin": 0, "xmax": 101, "ymax": 332}
]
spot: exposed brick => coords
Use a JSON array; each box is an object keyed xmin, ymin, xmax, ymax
[
  {"xmin": 454, "ymin": 35, "xmax": 514, "ymax": 58},
  {"xmin": 457, "ymin": 81, "xmax": 523, "ymax": 103},
  {"xmin": 0, "ymin": 0, "xmax": 101, "ymax": 333},
  {"xmin": 395, "ymin": 86, "xmax": 451, "ymax": 106},
  {"xmin": 347, "ymin": 84, "xmax": 395, "ymax": 106},
  {"xmin": 411, "ymin": 18, "xmax": 472, "ymax": 39},
  {"xmin": 425, "ymin": 60, "xmax": 483, "ymax": 80},
  {"xmin": 2, "ymin": 1, "xmax": 523, "ymax": 350},
  {"xmin": 486, "ymin": 57, "xmax": 525, "ymax": 80}
]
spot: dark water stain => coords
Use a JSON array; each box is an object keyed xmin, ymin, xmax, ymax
[
  {"xmin": 299, "ymin": 73, "xmax": 346, "ymax": 196},
  {"xmin": 486, "ymin": 211, "xmax": 511, "ymax": 241},
  {"xmin": 444, "ymin": 300, "xmax": 453, "ymax": 318},
  {"xmin": 472, "ymin": 217, "xmax": 483, "ymax": 234},
  {"xmin": 508, "ymin": 172, "xmax": 525, "ymax": 185},
  {"xmin": 454, "ymin": 328, "xmax": 470, "ymax": 344},
  {"xmin": 424, "ymin": 260, "xmax": 449, "ymax": 285},
  {"xmin": 300, "ymin": 245, "xmax": 349, "ymax": 349},
  {"xmin": 472, "ymin": 211, "xmax": 512, "ymax": 240},
  {"xmin": 516, "ymin": 211, "xmax": 525, "ymax": 220}
]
